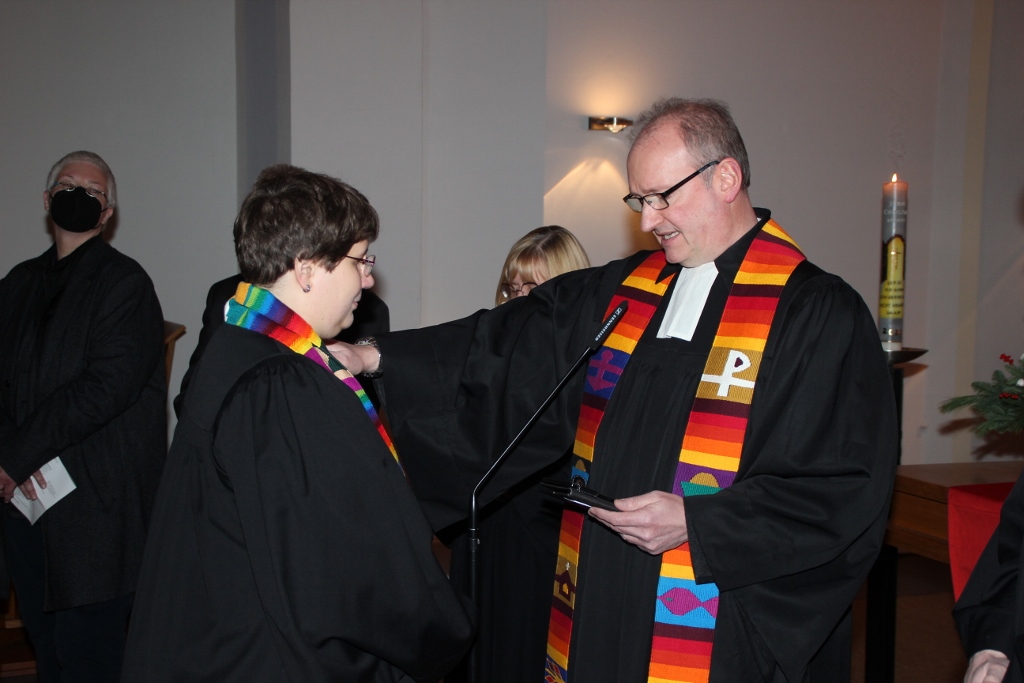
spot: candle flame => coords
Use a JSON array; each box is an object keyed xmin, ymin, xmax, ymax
[{"xmin": 892, "ymin": 173, "xmax": 898, "ymax": 182}]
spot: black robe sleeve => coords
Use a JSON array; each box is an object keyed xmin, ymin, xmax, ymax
[
  {"xmin": 378, "ymin": 261, "xmax": 628, "ymax": 531},
  {"xmin": 954, "ymin": 471, "xmax": 1024, "ymax": 681},
  {"xmin": 683, "ymin": 273, "xmax": 899, "ymax": 680}
]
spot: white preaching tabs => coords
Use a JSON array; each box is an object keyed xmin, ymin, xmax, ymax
[
  {"xmin": 11, "ymin": 457, "xmax": 77, "ymax": 525},
  {"xmin": 657, "ymin": 261, "xmax": 718, "ymax": 341}
]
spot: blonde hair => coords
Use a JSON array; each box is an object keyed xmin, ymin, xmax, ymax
[{"xmin": 495, "ymin": 226, "xmax": 590, "ymax": 306}]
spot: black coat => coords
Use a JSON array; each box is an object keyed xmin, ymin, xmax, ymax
[{"xmin": 0, "ymin": 238, "xmax": 167, "ymax": 610}]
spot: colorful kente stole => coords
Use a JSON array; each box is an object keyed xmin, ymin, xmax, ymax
[
  {"xmin": 544, "ymin": 221, "xmax": 804, "ymax": 683},
  {"xmin": 225, "ymin": 282, "xmax": 400, "ymax": 467}
]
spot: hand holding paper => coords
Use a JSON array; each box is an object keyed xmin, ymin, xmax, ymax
[{"xmin": 12, "ymin": 457, "xmax": 77, "ymax": 525}]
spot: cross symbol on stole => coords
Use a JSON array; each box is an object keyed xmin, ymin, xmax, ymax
[
  {"xmin": 701, "ymin": 349, "xmax": 756, "ymax": 397},
  {"xmin": 588, "ymin": 349, "xmax": 622, "ymax": 392}
]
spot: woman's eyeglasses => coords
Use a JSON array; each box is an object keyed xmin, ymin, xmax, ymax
[
  {"xmin": 344, "ymin": 254, "xmax": 376, "ymax": 276},
  {"xmin": 500, "ymin": 281, "xmax": 537, "ymax": 300}
]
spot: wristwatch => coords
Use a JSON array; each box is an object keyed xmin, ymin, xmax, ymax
[{"xmin": 354, "ymin": 337, "xmax": 383, "ymax": 378}]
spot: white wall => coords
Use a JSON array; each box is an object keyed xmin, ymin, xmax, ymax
[
  {"xmin": 2, "ymin": 0, "xmax": 1019, "ymax": 463},
  {"xmin": 543, "ymin": 0, "xmax": 968, "ymax": 463},
  {"xmin": 0, "ymin": 2, "xmax": 239, "ymax": 435},
  {"xmin": 290, "ymin": 0, "xmax": 424, "ymax": 329},
  {"xmin": 904, "ymin": 0, "xmax": 1024, "ymax": 464},
  {"xmin": 969, "ymin": 0, "xmax": 1024, "ymax": 457},
  {"xmin": 290, "ymin": 0, "xmax": 546, "ymax": 326},
  {"xmin": 545, "ymin": 0, "xmax": 943, "ymax": 306}
]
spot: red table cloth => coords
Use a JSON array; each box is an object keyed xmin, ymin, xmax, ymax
[{"xmin": 948, "ymin": 482, "xmax": 1015, "ymax": 599}]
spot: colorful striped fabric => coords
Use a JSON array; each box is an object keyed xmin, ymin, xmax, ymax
[
  {"xmin": 226, "ymin": 282, "xmax": 400, "ymax": 468},
  {"xmin": 546, "ymin": 251, "xmax": 674, "ymax": 683},
  {"xmin": 544, "ymin": 221, "xmax": 804, "ymax": 683},
  {"xmin": 648, "ymin": 221, "xmax": 803, "ymax": 683}
]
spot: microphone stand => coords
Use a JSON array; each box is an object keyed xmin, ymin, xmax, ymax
[{"xmin": 465, "ymin": 301, "xmax": 628, "ymax": 683}]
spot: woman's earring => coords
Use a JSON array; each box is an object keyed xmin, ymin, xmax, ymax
[{"xmin": 304, "ymin": 284, "xmax": 311, "ymax": 293}]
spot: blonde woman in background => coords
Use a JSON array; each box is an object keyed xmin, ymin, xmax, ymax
[
  {"xmin": 494, "ymin": 225, "xmax": 590, "ymax": 305},
  {"xmin": 446, "ymin": 225, "xmax": 590, "ymax": 683}
]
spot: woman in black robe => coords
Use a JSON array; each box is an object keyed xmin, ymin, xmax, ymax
[{"xmin": 122, "ymin": 165, "xmax": 473, "ymax": 683}]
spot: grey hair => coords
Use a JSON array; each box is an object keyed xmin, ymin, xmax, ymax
[
  {"xmin": 46, "ymin": 150, "xmax": 117, "ymax": 208},
  {"xmin": 630, "ymin": 98, "xmax": 751, "ymax": 190}
]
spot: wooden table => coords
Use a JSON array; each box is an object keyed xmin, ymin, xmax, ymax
[
  {"xmin": 885, "ymin": 461, "xmax": 1024, "ymax": 561},
  {"xmin": 865, "ymin": 460, "xmax": 1024, "ymax": 683}
]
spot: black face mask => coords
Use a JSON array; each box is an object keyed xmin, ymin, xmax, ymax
[{"xmin": 48, "ymin": 186, "xmax": 103, "ymax": 233}]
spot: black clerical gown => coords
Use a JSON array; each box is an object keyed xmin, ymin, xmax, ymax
[
  {"xmin": 379, "ymin": 211, "xmax": 898, "ymax": 682},
  {"xmin": 954, "ymin": 471, "xmax": 1024, "ymax": 683},
  {"xmin": 123, "ymin": 325, "xmax": 473, "ymax": 683}
]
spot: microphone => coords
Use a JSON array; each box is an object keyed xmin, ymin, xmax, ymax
[
  {"xmin": 589, "ymin": 300, "xmax": 628, "ymax": 351},
  {"xmin": 464, "ymin": 300, "xmax": 628, "ymax": 682}
]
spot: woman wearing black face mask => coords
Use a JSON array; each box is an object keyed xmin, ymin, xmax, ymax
[{"xmin": 0, "ymin": 151, "xmax": 167, "ymax": 683}]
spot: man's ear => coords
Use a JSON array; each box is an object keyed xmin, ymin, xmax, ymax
[{"xmin": 715, "ymin": 158, "xmax": 744, "ymax": 203}]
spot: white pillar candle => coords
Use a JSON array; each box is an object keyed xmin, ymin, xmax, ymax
[{"xmin": 879, "ymin": 173, "xmax": 908, "ymax": 351}]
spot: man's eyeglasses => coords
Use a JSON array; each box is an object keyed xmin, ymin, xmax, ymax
[
  {"xmin": 344, "ymin": 254, "xmax": 376, "ymax": 276},
  {"xmin": 500, "ymin": 281, "xmax": 538, "ymax": 300},
  {"xmin": 622, "ymin": 160, "xmax": 721, "ymax": 213},
  {"xmin": 49, "ymin": 182, "xmax": 111, "ymax": 210}
]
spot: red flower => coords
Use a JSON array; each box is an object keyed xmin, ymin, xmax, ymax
[{"xmin": 1000, "ymin": 354, "xmax": 1015, "ymax": 365}]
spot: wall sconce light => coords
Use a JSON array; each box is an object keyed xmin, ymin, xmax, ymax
[{"xmin": 588, "ymin": 116, "xmax": 633, "ymax": 134}]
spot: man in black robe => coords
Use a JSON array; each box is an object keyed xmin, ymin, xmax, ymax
[{"xmin": 339, "ymin": 98, "xmax": 898, "ymax": 682}]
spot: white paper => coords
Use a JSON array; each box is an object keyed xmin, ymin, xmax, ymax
[{"xmin": 11, "ymin": 457, "xmax": 77, "ymax": 525}]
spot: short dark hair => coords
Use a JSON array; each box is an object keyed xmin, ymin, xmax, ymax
[
  {"xmin": 234, "ymin": 164, "xmax": 379, "ymax": 285},
  {"xmin": 630, "ymin": 98, "xmax": 751, "ymax": 190}
]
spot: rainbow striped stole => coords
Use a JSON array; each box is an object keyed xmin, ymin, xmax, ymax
[
  {"xmin": 647, "ymin": 221, "xmax": 803, "ymax": 682},
  {"xmin": 226, "ymin": 283, "xmax": 400, "ymax": 467},
  {"xmin": 545, "ymin": 251, "xmax": 674, "ymax": 683},
  {"xmin": 543, "ymin": 221, "xmax": 804, "ymax": 683}
]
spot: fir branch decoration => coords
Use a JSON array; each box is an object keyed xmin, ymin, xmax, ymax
[{"xmin": 940, "ymin": 353, "xmax": 1024, "ymax": 434}]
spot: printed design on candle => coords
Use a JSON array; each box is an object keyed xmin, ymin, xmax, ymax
[{"xmin": 879, "ymin": 173, "xmax": 908, "ymax": 350}]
